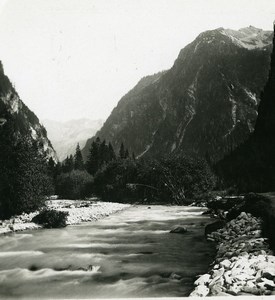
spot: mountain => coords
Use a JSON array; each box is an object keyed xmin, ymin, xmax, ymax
[
  {"xmin": 82, "ymin": 26, "xmax": 273, "ymax": 162},
  {"xmin": 43, "ymin": 118, "xmax": 103, "ymax": 161},
  {"xmin": 216, "ymin": 24, "xmax": 275, "ymax": 192},
  {"xmin": 0, "ymin": 61, "xmax": 57, "ymax": 162}
]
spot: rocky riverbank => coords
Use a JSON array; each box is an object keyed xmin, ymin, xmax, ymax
[
  {"xmin": 0, "ymin": 200, "xmax": 130, "ymax": 235},
  {"xmin": 190, "ymin": 210, "xmax": 275, "ymax": 296}
]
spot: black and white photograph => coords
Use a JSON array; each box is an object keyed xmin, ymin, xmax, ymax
[{"xmin": 0, "ymin": 0, "xmax": 275, "ymax": 298}]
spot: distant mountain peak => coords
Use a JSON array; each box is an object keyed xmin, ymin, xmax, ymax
[
  {"xmin": 43, "ymin": 118, "xmax": 104, "ymax": 161},
  {"xmin": 220, "ymin": 26, "xmax": 272, "ymax": 50}
]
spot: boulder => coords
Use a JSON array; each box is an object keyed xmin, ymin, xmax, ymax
[
  {"xmin": 190, "ymin": 285, "xmax": 209, "ymax": 297},
  {"xmin": 194, "ymin": 274, "xmax": 211, "ymax": 286},
  {"xmin": 169, "ymin": 272, "xmax": 181, "ymax": 280},
  {"xmin": 220, "ymin": 259, "xmax": 231, "ymax": 269},
  {"xmin": 261, "ymin": 278, "xmax": 275, "ymax": 287},
  {"xmin": 227, "ymin": 283, "xmax": 241, "ymax": 295},
  {"xmin": 170, "ymin": 226, "xmax": 187, "ymax": 234},
  {"xmin": 262, "ymin": 271, "xmax": 275, "ymax": 280},
  {"xmin": 210, "ymin": 283, "xmax": 224, "ymax": 295},
  {"xmin": 205, "ymin": 220, "xmax": 226, "ymax": 236}
]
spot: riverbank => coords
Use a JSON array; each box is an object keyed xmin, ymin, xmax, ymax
[
  {"xmin": 190, "ymin": 194, "xmax": 275, "ymax": 296},
  {"xmin": 0, "ymin": 200, "xmax": 130, "ymax": 235}
]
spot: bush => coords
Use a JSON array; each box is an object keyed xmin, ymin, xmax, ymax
[
  {"xmin": 32, "ymin": 209, "xmax": 68, "ymax": 228},
  {"xmin": 93, "ymin": 155, "xmax": 216, "ymax": 204},
  {"xmin": 56, "ymin": 170, "xmax": 93, "ymax": 199}
]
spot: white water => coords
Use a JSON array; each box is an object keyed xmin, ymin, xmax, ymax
[{"xmin": 0, "ymin": 205, "xmax": 215, "ymax": 298}]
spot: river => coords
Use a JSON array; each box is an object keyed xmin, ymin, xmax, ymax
[{"xmin": 0, "ymin": 205, "xmax": 215, "ymax": 298}]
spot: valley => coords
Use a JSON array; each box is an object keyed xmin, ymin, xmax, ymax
[{"xmin": 0, "ymin": 2, "xmax": 275, "ymax": 297}]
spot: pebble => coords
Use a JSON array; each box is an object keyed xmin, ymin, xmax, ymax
[{"xmin": 0, "ymin": 200, "xmax": 130, "ymax": 234}]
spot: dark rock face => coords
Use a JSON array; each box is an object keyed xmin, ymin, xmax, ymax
[
  {"xmin": 217, "ymin": 25, "xmax": 275, "ymax": 192},
  {"xmin": 0, "ymin": 61, "xmax": 57, "ymax": 162},
  {"xmin": 82, "ymin": 27, "xmax": 273, "ymax": 162}
]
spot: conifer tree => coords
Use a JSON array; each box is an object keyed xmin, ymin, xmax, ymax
[
  {"xmin": 63, "ymin": 155, "xmax": 74, "ymax": 173},
  {"xmin": 86, "ymin": 138, "xmax": 101, "ymax": 175},
  {"xmin": 108, "ymin": 142, "xmax": 116, "ymax": 161},
  {"xmin": 119, "ymin": 142, "xmax": 125, "ymax": 159},
  {"xmin": 74, "ymin": 143, "xmax": 84, "ymax": 170},
  {"xmin": 0, "ymin": 121, "xmax": 53, "ymax": 218}
]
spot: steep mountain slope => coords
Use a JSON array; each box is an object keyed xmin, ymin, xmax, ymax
[
  {"xmin": 43, "ymin": 118, "xmax": 103, "ymax": 161},
  {"xmin": 217, "ymin": 24, "xmax": 275, "ymax": 192},
  {"xmin": 82, "ymin": 26, "xmax": 273, "ymax": 162},
  {"xmin": 0, "ymin": 61, "xmax": 57, "ymax": 162}
]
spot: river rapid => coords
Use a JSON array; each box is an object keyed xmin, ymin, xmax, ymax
[{"xmin": 0, "ymin": 205, "xmax": 215, "ymax": 298}]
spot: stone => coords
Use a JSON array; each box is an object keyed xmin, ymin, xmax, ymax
[
  {"xmin": 212, "ymin": 267, "xmax": 225, "ymax": 278},
  {"xmin": 261, "ymin": 278, "xmax": 275, "ymax": 287},
  {"xmin": 170, "ymin": 272, "xmax": 181, "ymax": 280},
  {"xmin": 210, "ymin": 284, "xmax": 223, "ymax": 295},
  {"xmin": 209, "ymin": 275, "xmax": 224, "ymax": 288},
  {"xmin": 224, "ymin": 271, "xmax": 233, "ymax": 285},
  {"xmin": 227, "ymin": 283, "xmax": 241, "ymax": 295},
  {"xmin": 220, "ymin": 259, "xmax": 231, "ymax": 269},
  {"xmin": 190, "ymin": 285, "xmax": 209, "ymax": 297},
  {"xmin": 194, "ymin": 274, "xmax": 211, "ymax": 286},
  {"xmin": 262, "ymin": 271, "xmax": 275, "ymax": 280},
  {"xmin": 170, "ymin": 226, "xmax": 187, "ymax": 234},
  {"xmin": 235, "ymin": 273, "xmax": 254, "ymax": 282},
  {"xmin": 205, "ymin": 220, "xmax": 226, "ymax": 236},
  {"xmin": 242, "ymin": 286, "xmax": 260, "ymax": 295}
]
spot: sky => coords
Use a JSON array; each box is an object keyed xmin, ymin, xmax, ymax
[{"xmin": 0, "ymin": 0, "xmax": 275, "ymax": 122}]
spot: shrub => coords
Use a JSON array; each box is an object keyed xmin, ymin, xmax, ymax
[
  {"xmin": 93, "ymin": 155, "xmax": 216, "ymax": 204},
  {"xmin": 32, "ymin": 209, "xmax": 68, "ymax": 228},
  {"xmin": 56, "ymin": 170, "xmax": 93, "ymax": 199}
]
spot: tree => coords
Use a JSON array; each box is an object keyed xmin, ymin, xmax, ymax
[
  {"xmin": 119, "ymin": 142, "xmax": 125, "ymax": 159},
  {"xmin": 108, "ymin": 142, "xmax": 116, "ymax": 161},
  {"xmin": 62, "ymin": 155, "xmax": 74, "ymax": 173},
  {"xmin": 86, "ymin": 139, "xmax": 100, "ymax": 175},
  {"xmin": 0, "ymin": 128, "xmax": 54, "ymax": 218},
  {"xmin": 56, "ymin": 170, "xmax": 93, "ymax": 199},
  {"xmin": 86, "ymin": 138, "xmax": 117, "ymax": 175},
  {"xmin": 74, "ymin": 143, "xmax": 84, "ymax": 170}
]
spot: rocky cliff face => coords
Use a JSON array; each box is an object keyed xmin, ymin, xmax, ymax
[
  {"xmin": 0, "ymin": 61, "xmax": 57, "ymax": 162},
  {"xmin": 82, "ymin": 26, "xmax": 273, "ymax": 162},
  {"xmin": 216, "ymin": 24, "xmax": 275, "ymax": 192}
]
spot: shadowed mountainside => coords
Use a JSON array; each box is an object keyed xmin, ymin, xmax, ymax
[{"xmin": 82, "ymin": 26, "xmax": 273, "ymax": 162}]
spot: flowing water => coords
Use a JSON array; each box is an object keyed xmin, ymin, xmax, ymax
[{"xmin": 0, "ymin": 205, "xmax": 215, "ymax": 298}]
